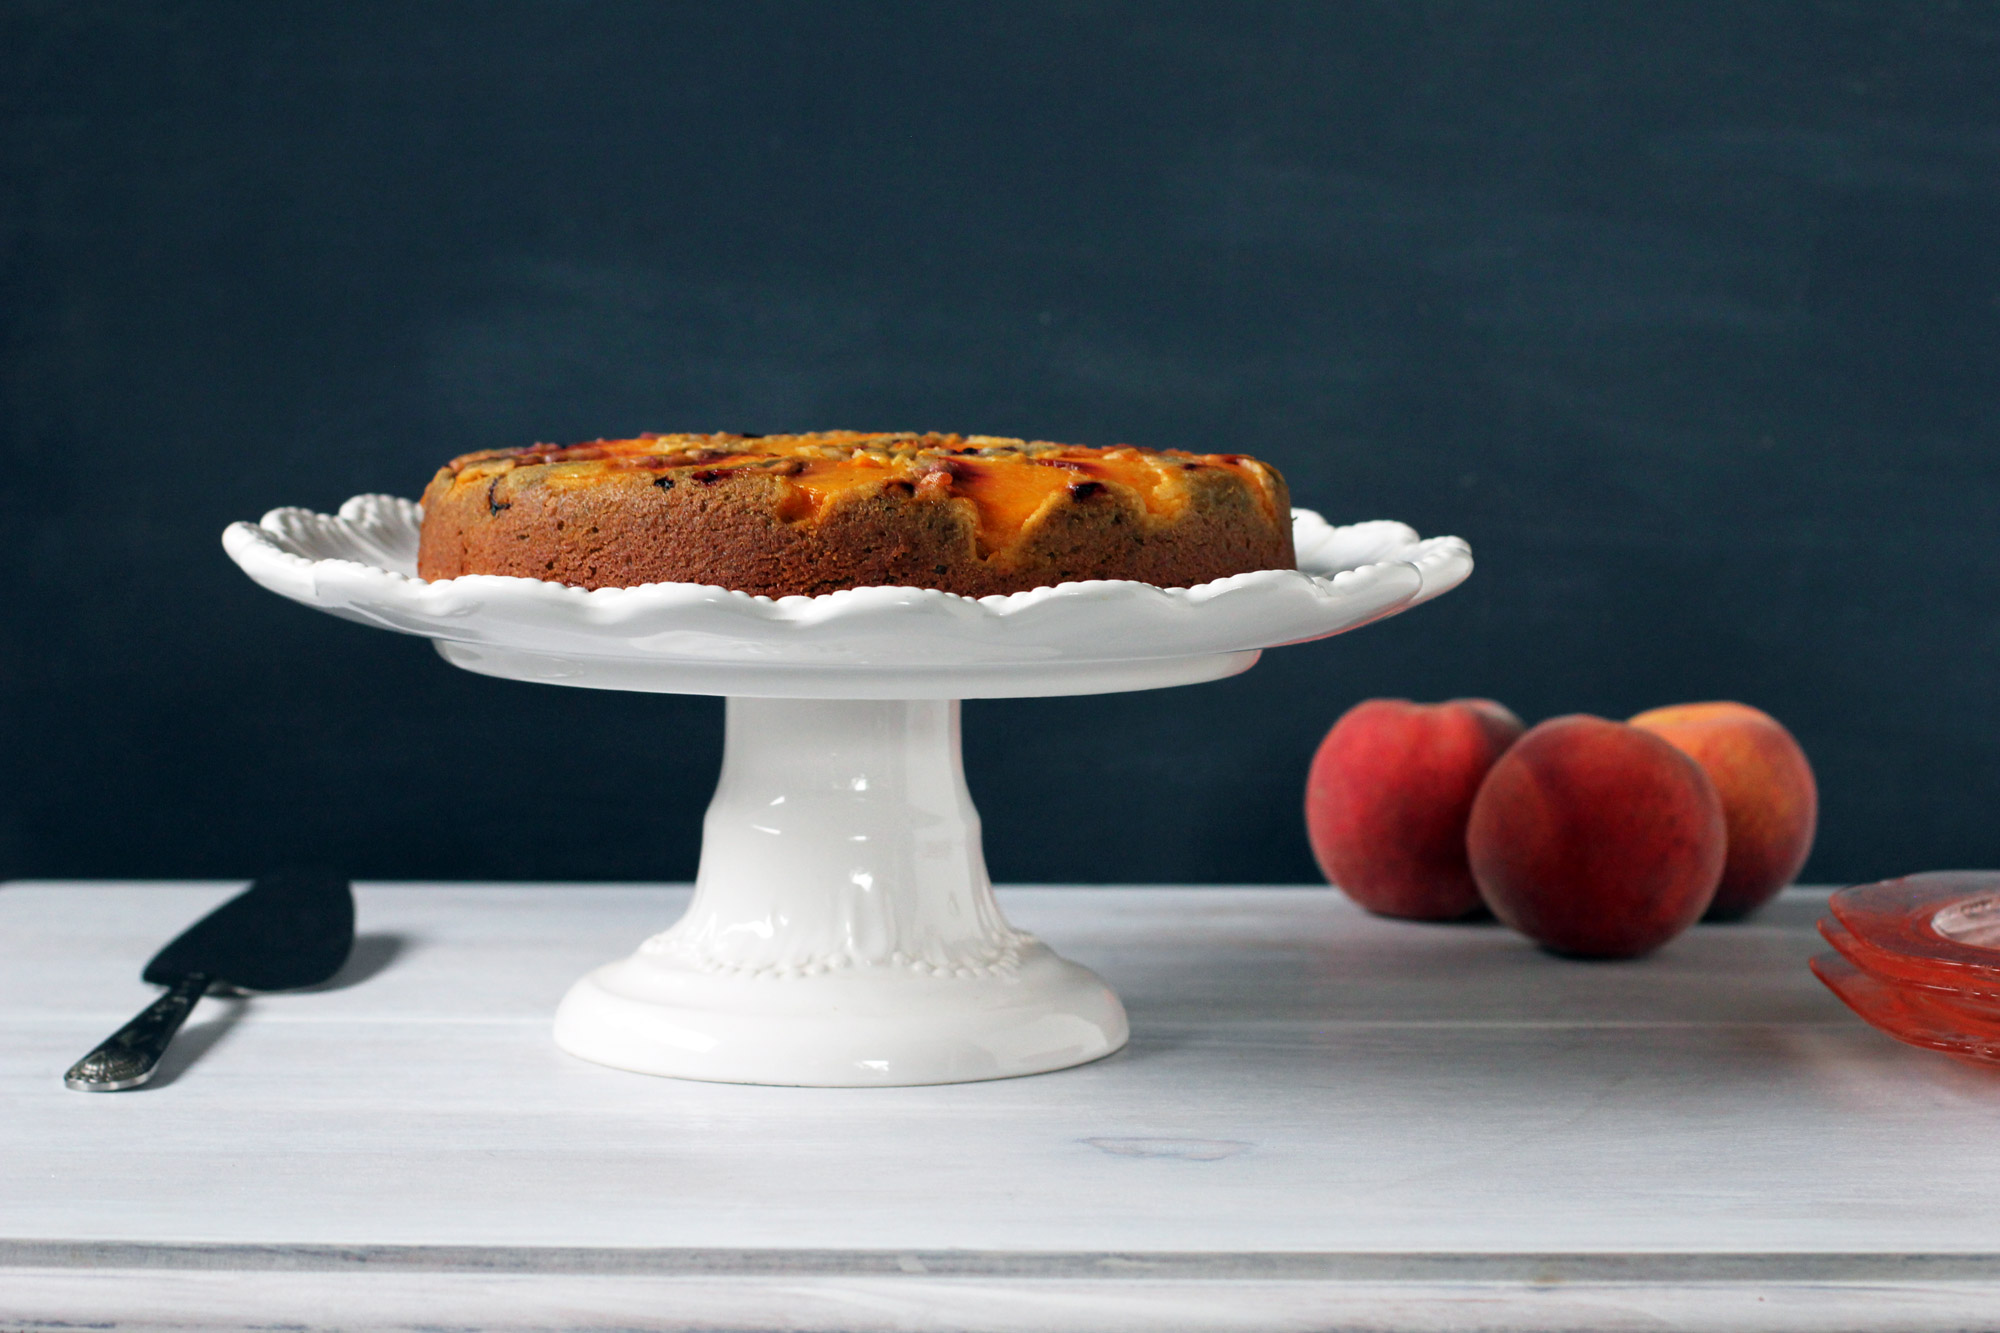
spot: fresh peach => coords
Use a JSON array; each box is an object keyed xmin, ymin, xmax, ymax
[
  {"xmin": 1627, "ymin": 701, "xmax": 1818, "ymax": 921},
  {"xmin": 1305, "ymin": 697, "xmax": 1525, "ymax": 920},
  {"xmin": 1467, "ymin": 714, "xmax": 1725, "ymax": 958}
]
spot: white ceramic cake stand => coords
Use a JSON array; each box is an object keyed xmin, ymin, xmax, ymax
[{"xmin": 224, "ymin": 498, "xmax": 1471, "ymax": 1086}]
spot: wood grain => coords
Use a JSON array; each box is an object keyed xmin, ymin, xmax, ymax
[{"xmin": 4, "ymin": 882, "xmax": 1997, "ymax": 1330}]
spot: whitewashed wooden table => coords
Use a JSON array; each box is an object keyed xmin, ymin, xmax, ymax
[{"xmin": 4, "ymin": 881, "xmax": 1998, "ymax": 1332}]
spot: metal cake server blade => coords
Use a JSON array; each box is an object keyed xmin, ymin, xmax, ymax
[{"xmin": 64, "ymin": 868, "xmax": 355, "ymax": 1092}]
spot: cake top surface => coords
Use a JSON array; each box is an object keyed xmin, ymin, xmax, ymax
[{"xmin": 433, "ymin": 432, "xmax": 1286, "ymax": 542}]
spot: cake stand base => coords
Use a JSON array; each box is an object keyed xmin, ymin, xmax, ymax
[
  {"xmin": 554, "ymin": 944, "xmax": 1124, "ymax": 1086},
  {"xmin": 552, "ymin": 697, "xmax": 1129, "ymax": 1086}
]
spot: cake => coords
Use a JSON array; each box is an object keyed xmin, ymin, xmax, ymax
[{"xmin": 416, "ymin": 431, "xmax": 1293, "ymax": 598}]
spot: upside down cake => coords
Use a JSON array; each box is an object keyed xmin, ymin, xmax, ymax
[{"xmin": 416, "ymin": 431, "xmax": 1294, "ymax": 598}]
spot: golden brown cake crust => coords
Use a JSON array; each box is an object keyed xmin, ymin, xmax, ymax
[{"xmin": 416, "ymin": 431, "xmax": 1294, "ymax": 597}]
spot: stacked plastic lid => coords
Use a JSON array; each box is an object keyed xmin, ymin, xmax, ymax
[{"xmin": 1813, "ymin": 872, "xmax": 2000, "ymax": 1066}]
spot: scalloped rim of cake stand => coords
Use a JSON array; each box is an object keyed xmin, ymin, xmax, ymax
[{"xmin": 222, "ymin": 497, "xmax": 1472, "ymax": 698}]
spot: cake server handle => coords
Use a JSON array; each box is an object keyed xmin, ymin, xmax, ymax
[{"xmin": 64, "ymin": 973, "xmax": 210, "ymax": 1092}]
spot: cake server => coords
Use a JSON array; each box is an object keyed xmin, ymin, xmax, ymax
[{"xmin": 64, "ymin": 868, "xmax": 355, "ymax": 1092}]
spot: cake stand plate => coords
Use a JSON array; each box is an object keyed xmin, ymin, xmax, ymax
[
  {"xmin": 434, "ymin": 639, "xmax": 1261, "ymax": 699},
  {"xmin": 225, "ymin": 498, "xmax": 1471, "ymax": 1085}
]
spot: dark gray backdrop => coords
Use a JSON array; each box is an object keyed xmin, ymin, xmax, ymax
[{"xmin": 5, "ymin": 1, "xmax": 1997, "ymax": 884}]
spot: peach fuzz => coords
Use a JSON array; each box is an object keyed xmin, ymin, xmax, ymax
[
  {"xmin": 1305, "ymin": 697, "xmax": 1525, "ymax": 921},
  {"xmin": 1467, "ymin": 714, "xmax": 1726, "ymax": 959},
  {"xmin": 1628, "ymin": 701, "xmax": 1818, "ymax": 921}
]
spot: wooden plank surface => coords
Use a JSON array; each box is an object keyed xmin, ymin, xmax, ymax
[{"xmin": 4, "ymin": 882, "xmax": 1998, "ymax": 1331}]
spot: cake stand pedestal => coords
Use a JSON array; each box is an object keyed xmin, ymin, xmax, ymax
[
  {"xmin": 438, "ymin": 645, "xmax": 1267, "ymax": 1087},
  {"xmin": 554, "ymin": 696, "xmax": 1119, "ymax": 1086},
  {"xmin": 223, "ymin": 496, "xmax": 1471, "ymax": 1087}
]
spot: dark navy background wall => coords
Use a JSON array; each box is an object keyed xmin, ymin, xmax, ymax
[{"xmin": 5, "ymin": 2, "xmax": 1997, "ymax": 884}]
